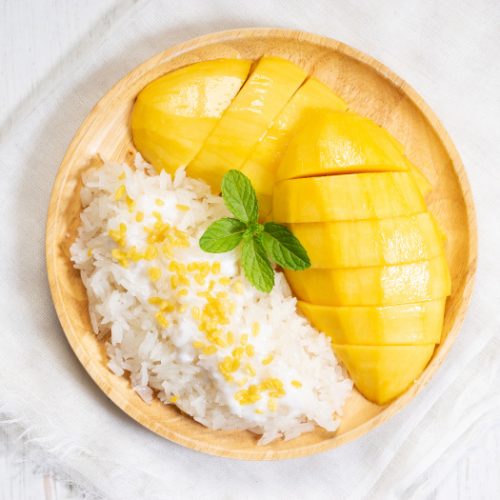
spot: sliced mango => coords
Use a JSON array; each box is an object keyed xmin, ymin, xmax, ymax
[
  {"xmin": 131, "ymin": 59, "xmax": 252, "ymax": 173},
  {"xmin": 285, "ymin": 255, "xmax": 451, "ymax": 306},
  {"xmin": 333, "ymin": 344, "xmax": 436, "ymax": 404},
  {"xmin": 289, "ymin": 213, "xmax": 444, "ymax": 268},
  {"xmin": 274, "ymin": 110, "xmax": 432, "ymax": 196},
  {"xmin": 187, "ymin": 56, "xmax": 307, "ymax": 192},
  {"xmin": 240, "ymin": 78, "xmax": 347, "ymax": 212},
  {"xmin": 273, "ymin": 172, "xmax": 425, "ymax": 223},
  {"xmin": 298, "ymin": 299, "xmax": 445, "ymax": 345},
  {"xmin": 276, "ymin": 111, "xmax": 410, "ymax": 181}
]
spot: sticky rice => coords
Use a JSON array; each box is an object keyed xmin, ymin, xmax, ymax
[{"xmin": 70, "ymin": 155, "xmax": 352, "ymax": 444}]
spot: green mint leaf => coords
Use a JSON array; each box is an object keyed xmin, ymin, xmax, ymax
[
  {"xmin": 241, "ymin": 236, "xmax": 275, "ymax": 292},
  {"xmin": 199, "ymin": 218, "xmax": 247, "ymax": 253},
  {"xmin": 221, "ymin": 170, "xmax": 259, "ymax": 224},
  {"xmin": 261, "ymin": 222, "xmax": 311, "ymax": 270}
]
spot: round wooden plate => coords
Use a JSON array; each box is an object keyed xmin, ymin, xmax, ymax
[{"xmin": 46, "ymin": 28, "xmax": 477, "ymax": 459}]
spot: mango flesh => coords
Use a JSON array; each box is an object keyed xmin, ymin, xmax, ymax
[
  {"xmin": 240, "ymin": 78, "xmax": 347, "ymax": 214},
  {"xmin": 187, "ymin": 56, "xmax": 307, "ymax": 192},
  {"xmin": 285, "ymin": 255, "xmax": 451, "ymax": 307},
  {"xmin": 333, "ymin": 345, "xmax": 436, "ymax": 405},
  {"xmin": 276, "ymin": 111, "xmax": 409, "ymax": 181},
  {"xmin": 297, "ymin": 299, "xmax": 445, "ymax": 345},
  {"xmin": 275, "ymin": 111, "xmax": 431, "ymax": 196},
  {"xmin": 273, "ymin": 172, "xmax": 426, "ymax": 223},
  {"xmin": 131, "ymin": 59, "xmax": 252, "ymax": 173},
  {"xmin": 275, "ymin": 112, "xmax": 450, "ymax": 403},
  {"xmin": 289, "ymin": 213, "xmax": 444, "ymax": 268}
]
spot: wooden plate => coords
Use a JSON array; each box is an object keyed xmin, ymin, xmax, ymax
[{"xmin": 46, "ymin": 28, "xmax": 477, "ymax": 459}]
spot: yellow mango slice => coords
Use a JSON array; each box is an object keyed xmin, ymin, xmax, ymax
[
  {"xmin": 276, "ymin": 111, "xmax": 410, "ymax": 181},
  {"xmin": 285, "ymin": 255, "xmax": 451, "ymax": 306},
  {"xmin": 298, "ymin": 299, "xmax": 445, "ymax": 345},
  {"xmin": 240, "ymin": 78, "xmax": 347, "ymax": 212},
  {"xmin": 289, "ymin": 213, "xmax": 444, "ymax": 268},
  {"xmin": 273, "ymin": 172, "xmax": 425, "ymax": 223},
  {"xmin": 274, "ymin": 110, "xmax": 432, "ymax": 196},
  {"xmin": 131, "ymin": 59, "xmax": 252, "ymax": 173},
  {"xmin": 333, "ymin": 344, "xmax": 436, "ymax": 404},
  {"xmin": 187, "ymin": 56, "xmax": 307, "ymax": 192}
]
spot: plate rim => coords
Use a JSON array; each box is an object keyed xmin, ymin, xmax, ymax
[{"xmin": 45, "ymin": 27, "xmax": 478, "ymax": 460}]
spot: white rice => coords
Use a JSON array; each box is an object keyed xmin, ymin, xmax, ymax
[{"xmin": 70, "ymin": 155, "xmax": 352, "ymax": 444}]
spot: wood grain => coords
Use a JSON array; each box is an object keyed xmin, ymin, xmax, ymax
[{"xmin": 45, "ymin": 28, "xmax": 477, "ymax": 460}]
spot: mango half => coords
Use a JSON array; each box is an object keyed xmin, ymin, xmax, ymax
[
  {"xmin": 274, "ymin": 110, "xmax": 450, "ymax": 405},
  {"xmin": 131, "ymin": 59, "xmax": 252, "ymax": 173}
]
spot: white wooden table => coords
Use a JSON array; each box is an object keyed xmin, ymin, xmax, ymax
[{"xmin": 1, "ymin": 1, "xmax": 499, "ymax": 498}]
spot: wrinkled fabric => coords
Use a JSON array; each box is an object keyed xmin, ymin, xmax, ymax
[{"xmin": 0, "ymin": 1, "xmax": 499, "ymax": 499}]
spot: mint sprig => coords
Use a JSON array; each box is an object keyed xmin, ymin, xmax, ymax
[{"xmin": 199, "ymin": 170, "xmax": 311, "ymax": 292}]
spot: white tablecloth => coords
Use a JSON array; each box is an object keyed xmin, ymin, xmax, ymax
[{"xmin": 1, "ymin": 1, "xmax": 499, "ymax": 499}]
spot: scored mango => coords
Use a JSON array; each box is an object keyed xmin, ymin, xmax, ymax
[
  {"xmin": 131, "ymin": 59, "xmax": 252, "ymax": 173},
  {"xmin": 187, "ymin": 56, "xmax": 307, "ymax": 192},
  {"xmin": 289, "ymin": 213, "xmax": 444, "ymax": 268},
  {"xmin": 240, "ymin": 78, "xmax": 347, "ymax": 214},
  {"xmin": 273, "ymin": 172, "xmax": 426, "ymax": 223},
  {"xmin": 297, "ymin": 299, "xmax": 445, "ymax": 345},
  {"xmin": 285, "ymin": 255, "xmax": 451, "ymax": 306},
  {"xmin": 333, "ymin": 344, "xmax": 436, "ymax": 405}
]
